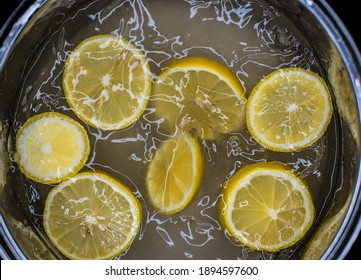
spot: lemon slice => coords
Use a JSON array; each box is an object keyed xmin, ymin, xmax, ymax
[
  {"xmin": 301, "ymin": 195, "xmax": 351, "ymax": 259},
  {"xmin": 43, "ymin": 171, "xmax": 142, "ymax": 260},
  {"xmin": 146, "ymin": 133, "xmax": 204, "ymax": 214},
  {"xmin": 151, "ymin": 57, "xmax": 246, "ymax": 141},
  {"xmin": 246, "ymin": 68, "xmax": 333, "ymax": 152},
  {"xmin": 63, "ymin": 35, "xmax": 151, "ymax": 130},
  {"xmin": 16, "ymin": 112, "xmax": 90, "ymax": 184},
  {"xmin": 219, "ymin": 162, "xmax": 315, "ymax": 252}
]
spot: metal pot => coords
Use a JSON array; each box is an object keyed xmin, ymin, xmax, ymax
[{"xmin": 1, "ymin": 0, "xmax": 360, "ymax": 259}]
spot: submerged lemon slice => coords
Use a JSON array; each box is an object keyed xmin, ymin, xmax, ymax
[
  {"xmin": 246, "ymin": 68, "xmax": 333, "ymax": 152},
  {"xmin": 151, "ymin": 57, "xmax": 246, "ymax": 141},
  {"xmin": 219, "ymin": 162, "xmax": 315, "ymax": 252},
  {"xmin": 43, "ymin": 171, "xmax": 142, "ymax": 260},
  {"xmin": 301, "ymin": 195, "xmax": 351, "ymax": 259},
  {"xmin": 63, "ymin": 34, "xmax": 151, "ymax": 130},
  {"xmin": 146, "ymin": 133, "xmax": 204, "ymax": 214},
  {"xmin": 16, "ymin": 112, "xmax": 90, "ymax": 184}
]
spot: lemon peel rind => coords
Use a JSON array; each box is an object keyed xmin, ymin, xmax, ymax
[
  {"xmin": 246, "ymin": 68, "xmax": 333, "ymax": 152},
  {"xmin": 63, "ymin": 35, "xmax": 152, "ymax": 131},
  {"xmin": 220, "ymin": 162, "xmax": 315, "ymax": 252},
  {"xmin": 15, "ymin": 112, "xmax": 90, "ymax": 184},
  {"xmin": 146, "ymin": 133, "xmax": 204, "ymax": 214},
  {"xmin": 156, "ymin": 57, "xmax": 246, "ymax": 102},
  {"xmin": 43, "ymin": 171, "xmax": 142, "ymax": 260}
]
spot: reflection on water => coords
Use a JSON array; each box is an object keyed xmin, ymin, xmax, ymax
[{"xmin": 7, "ymin": 0, "xmax": 337, "ymax": 259}]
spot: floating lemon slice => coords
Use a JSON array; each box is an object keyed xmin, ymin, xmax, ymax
[
  {"xmin": 151, "ymin": 57, "xmax": 246, "ymax": 141},
  {"xmin": 146, "ymin": 133, "xmax": 204, "ymax": 214},
  {"xmin": 16, "ymin": 112, "xmax": 90, "ymax": 184},
  {"xmin": 43, "ymin": 171, "xmax": 142, "ymax": 260},
  {"xmin": 246, "ymin": 68, "xmax": 333, "ymax": 152},
  {"xmin": 219, "ymin": 162, "xmax": 315, "ymax": 252},
  {"xmin": 63, "ymin": 34, "xmax": 151, "ymax": 130}
]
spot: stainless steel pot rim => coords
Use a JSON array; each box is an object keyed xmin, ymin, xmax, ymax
[
  {"xmin": 308, "ymin": 0, "xmax": 361, "ymax": 259},
  {"xmin": 0, "ymin": 0, "xmax": 46, "ymax": 68},
  {"xmin": 0, "ymin": 0, "xmax": 361, "ymax": 260}
]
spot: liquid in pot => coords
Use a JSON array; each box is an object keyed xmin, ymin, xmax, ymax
[{"xmin": 5, "ymin": 0, "xmax": 339, "ymax": 259}]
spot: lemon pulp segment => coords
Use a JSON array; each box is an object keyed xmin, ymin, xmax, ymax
[
  {"xmin": 16, "ymin": 112, "xmax": 90, "ymax": 184},
  {"xmin": 220, "ymin": 162, "xmax": 315, "ymax": 252},
  {"xmin": 151, "ymin": 57, "xmax": 246, "ymax": 140},
  {"xmin": 146, "ymin": 133, "xmax": 204, "ymax": 214},
  {"xmin": 63, "ymin": 35, "xmax": 151, "ymax": 130},
  {"xmin": 246, "ymin": 68, "xmax": 333, "ymax": 152},
  {"xmin": 43, "ymin": 171, "xmax": 142, "ymax": 260}
]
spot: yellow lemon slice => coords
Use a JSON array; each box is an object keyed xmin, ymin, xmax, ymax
[
  {"xmin": 43, "ymin": 171, "xmax": 142, "ymax": 260},
  {"xmin": 16, "ymin": 112, "xmax": 90, "ymax": 184},
  {"xmin": 301, "ymin": 195, "xmax": 351, "ymax": 259},
  {"xmin": 219, "ymin": 162, "xmax": 315, "ymax": 252},
  {"xmin": 246, "ymin": 68, "xmax": 333, "ymax": 152},
  {"xmin": 146, "ymin": 133, "xmax": 204, "ymax": 214},
  {"xmin": 63, "ymin": 35, "xmax": 151, "ymax": 130},
  {"xmin": 151, "ymin": 57, "xmax": 246, "ymax": 141}
]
